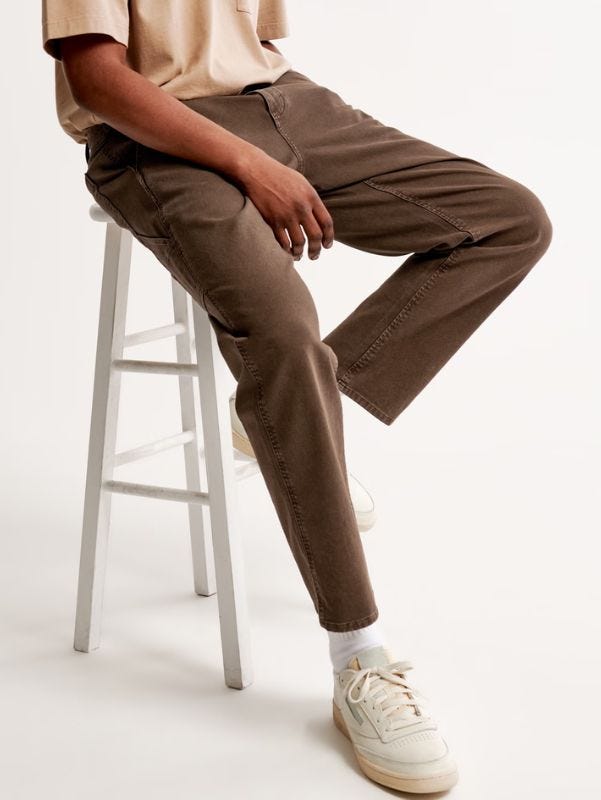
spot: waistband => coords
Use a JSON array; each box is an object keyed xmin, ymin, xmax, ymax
[
  {"xmin": 240, "ymin": 80, "xmax": 272, "ymax": 94},
  {"xmin": 83, "ymin": 69, "xmax": 314, "ymax": 163}
]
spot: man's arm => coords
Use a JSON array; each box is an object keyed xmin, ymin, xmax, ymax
[{"xmin": 61, "ymin": 34, "xmax": 333, "ymax": 261}]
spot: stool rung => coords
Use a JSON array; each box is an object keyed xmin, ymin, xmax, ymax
[
  {"xmin": 113, "ymin": 430, "xmax": 195, "ymax": 467},
  {"xmin": 103, "ymin": 479, "xmax": 209, "ymax": 505},
  {"xmin": 123, "ymin": 323, "xmax": 186, "ymax": 348},
  {"xmin": 112, "ymin": 359, "xmax": 198, "ymax": 375}
]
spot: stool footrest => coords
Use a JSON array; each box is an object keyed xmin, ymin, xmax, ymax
[
  {"xmin": 113, "ymin": 430, "xmax": 196, "ymax": 467},
  {"xmin": 103, "ymin": 479, "xmax": 209, "ymax": 505},
  {"xmin": 123, "ymin": 323, "xmax": 186, "ymax": 348},
  {"xmin": 113, "ymin": 359, "xmax": 198, "ymax": 375}
]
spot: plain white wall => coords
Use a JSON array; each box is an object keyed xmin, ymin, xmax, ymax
[{"xmin": 1, "ymin": 2, "xmax": 599, "ymax": 798}]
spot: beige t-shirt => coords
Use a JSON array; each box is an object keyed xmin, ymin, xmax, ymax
[{"xmin": 42, "ymin": 0, "xmax": 292, "ymax": 144}]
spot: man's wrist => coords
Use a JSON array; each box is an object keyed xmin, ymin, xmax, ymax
[{"xmin": 227, "ymin": 142, "xmax": 270, "ymax": 188}]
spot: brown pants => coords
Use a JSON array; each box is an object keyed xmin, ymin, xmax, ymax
[{"xmin": 84, "ymin": 68, "xmax": 553, "ymax": 631}]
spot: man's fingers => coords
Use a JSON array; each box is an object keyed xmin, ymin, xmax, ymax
[
  {"xmin": 274, "ymin": 226, "xmax": 291, "ymax": 254},
  {"xmin": 271, "ymin": 189, "xmax": 335, "ymax": 261},
  {"xmin": 287, "ymin": 223, "xmax": 306, "ymax": 260},
  {"xmin": 313, "ymin": 199, "xmax": 335, "ymax": 248},
  {"xmin": 302, "ymin": 214, "xmax": 325, "ymax": 260}
]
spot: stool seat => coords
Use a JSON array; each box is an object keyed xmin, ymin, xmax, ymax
[
  {"xmin": 89, "ymin": 203, "xmax": 113, "ymax": 224},
  {"xmin": 73, "ymin": 203, "xmax": 254, "ymax": 689}
]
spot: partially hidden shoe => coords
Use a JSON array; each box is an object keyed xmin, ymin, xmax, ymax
[
  {"xmin": 333, "ymin": 644, "xmax": 459, "ymax": 793},
  {"xmin": 229, "ymin": 390, "xmax": 377, "ymax": 532}
]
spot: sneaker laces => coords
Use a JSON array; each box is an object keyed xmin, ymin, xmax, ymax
[{"xmin": 345, "ymin": 660, "xmax": 430, "ymax": 729}]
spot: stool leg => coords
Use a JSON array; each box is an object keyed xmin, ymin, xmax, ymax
[
  {"xmin": 74, "ymin": 224, "xmax": 132, "ymax": 652},
  {"xmin": 192, "ymin": 300, "xmax": 253, "ymax": 689},
  {"xmin": 171, "ymin": 279, "xmax": 216, "ymax": 597}
]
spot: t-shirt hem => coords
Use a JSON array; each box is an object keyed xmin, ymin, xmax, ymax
[{"xmin": 256, "ymin": 21, "xmax": 290, "ymax": 40}]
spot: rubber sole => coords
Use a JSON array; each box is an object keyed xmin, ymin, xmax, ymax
[
  {"xmin": 332, "ymin": 700, "xmax": 459, "ymax": 794},
  {"xmin": 231, "ymin": 429, "xmax": 376, "ymax": 532}
]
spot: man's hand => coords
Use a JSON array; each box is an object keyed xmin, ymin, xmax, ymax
[
  {"xmin": 252, "ymin": 40, "xmax": 334, "ymax": 259},
  {"xmin": 59, "ymin": 33, "xmax": 335, "ymax": 261},
  {"xmin": 235, "ymin": 150, "xmax": 334, "ymax": 261}
]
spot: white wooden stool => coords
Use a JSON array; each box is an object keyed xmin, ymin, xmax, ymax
[{"xmin": 73, "ymin": 203, "xmax": 257, "ymax": 689}]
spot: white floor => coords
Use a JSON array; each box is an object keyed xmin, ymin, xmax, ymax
[{"xmin": 1, "ymin": 385, "xmax": 598, "ymax": 798}]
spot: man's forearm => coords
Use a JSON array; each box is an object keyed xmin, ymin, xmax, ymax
[
  {"xmin": 73, "ymin": 54, "xmax": 270, "ymax": 188},
  {"xmin": 61, "ymin": 36, "xmax": 336, "ymax": 262}
]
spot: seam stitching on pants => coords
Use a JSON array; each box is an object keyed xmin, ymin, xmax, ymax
[
  {"xmin": 131, "ymin": 152, "xmax": 208, "ymax": 303},
  {"xmin": 339, "ymin": 248, "xmax": 460, "ymax": 379},
  {"xmin": 267, "ymin": 89, "xmax": 305, "ymax": 174},
  {"xmin": 202, "ymin": 289, "xmax": 238, "ymax": 331},
  {"xmin": 84, "ymin": 174, "xmax": 140, "ymax": 239},
  {"xmin": 232, "ymin": 339, "xmax": 327, "ymax": 619},
  {"xmin": 321, "ymin": 609, "xmax": 380, "ymax": 631},
  {"xmin": 336, "ymin": 380, "xmax": 393, "ymax": 424},
  {"xmin": 362, "ymin": 178, "xmax": 481, "ymax": 239}
]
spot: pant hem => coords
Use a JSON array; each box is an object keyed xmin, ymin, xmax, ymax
[
  {"xmin": 337, "ymin": 379, "xmax": 394, "ymax": 425},
  {"xmin": 319, "ymin": 608, "xmax": 380, "ymax": 632}
]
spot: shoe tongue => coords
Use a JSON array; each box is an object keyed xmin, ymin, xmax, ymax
[
  {"xmin": 348, "ymin": 644, "xmax": 397, "ymax": 670},
  {"xmin": 347, "ymin": 645, "xmax": 419, "ymax": 720}
]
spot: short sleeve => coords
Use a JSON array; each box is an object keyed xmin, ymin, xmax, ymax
[
  {"xmin": 42, "ymin": 0, "xmax": 130, "ymax": 60},
  {"xmin": 256, "ymin": 0, "xmax": 290, "ymax": 40}
]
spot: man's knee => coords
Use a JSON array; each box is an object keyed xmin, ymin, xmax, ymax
[
  {"xmin": 252, "ymin": 313, "xmax": 338, "ymax": 373},
  {"xmin": 496, "ymin": 177, "xmax": 553, "ymax": 268},
  {"xmin": 260, "ymin": 314, "xmax": 322, "ymax": 353}
]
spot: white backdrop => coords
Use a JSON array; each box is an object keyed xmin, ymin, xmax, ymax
[{"xmin": 1, "ymin": 2, "xmax": 599, "ymax": 798}]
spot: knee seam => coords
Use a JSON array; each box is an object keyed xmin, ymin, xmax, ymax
[{"xmin": 363, "ymin": 177, "xmax": 482, "ymax": 240}]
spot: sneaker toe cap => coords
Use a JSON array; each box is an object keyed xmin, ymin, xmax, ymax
[{"xmin": 357, "ymin": 731, "xmax": 455, "ymax": 776}]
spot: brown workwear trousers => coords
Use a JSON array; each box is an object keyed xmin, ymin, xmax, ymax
[{"xmin": 83, "ymin": 68, "xmax": 553, "ymax": 631}]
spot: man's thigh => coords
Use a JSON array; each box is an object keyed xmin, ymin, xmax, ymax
[
  {"xmin": 84, "ymin": 122, "xmax": 318, "ymax": 337},
  {"xmin": 268, "ymin": 69, "xmax": 537, "ymax": 254}
]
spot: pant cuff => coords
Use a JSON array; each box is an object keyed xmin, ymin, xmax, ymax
[
  {"xmin": 336, "ymin": 378, "xmax": 394, "ymax": 425},
  {"xmin": 319, "ymin": 608, "xmax": 379, "ymax": 632}
]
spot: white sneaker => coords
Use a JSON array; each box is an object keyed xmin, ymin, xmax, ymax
[
  {"xmin": 333, "ymin": 645, "xmax": 459, "ymax": 793},
  {"xmin": 229, "ymin": 390, "xmax": 377, "ymax": 532}
]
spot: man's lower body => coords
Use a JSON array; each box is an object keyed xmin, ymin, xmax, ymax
[{"xmin": 83, "ymin": 67, "xmax": 552, "ymax": 790}]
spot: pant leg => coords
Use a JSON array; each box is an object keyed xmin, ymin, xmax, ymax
[
  {"xmin": 264, "ymin": 69, "xmax": 554, "ymax": 424},
  {"xmin": 83, "ymin": 105, "xmax": 379, "ymax": 632}
]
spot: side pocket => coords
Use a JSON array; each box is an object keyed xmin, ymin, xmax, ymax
[
  {"xmin": 236, "ymin": 0, "xmax": 256, "ymax": 12},
  {"xmin": 135, "ymin": 233, "xmax": 210, "ymax": 315},
  {"xmin": 84, "ymin": 126, "xmax": 112, "ymax": 171},
  {"xmin": 84, "ymin": 148, "xmax": 172, "ymax": 243},
  {"xmin": 84, "ymin": 172, "xmax": 171, "ymax": 245}
]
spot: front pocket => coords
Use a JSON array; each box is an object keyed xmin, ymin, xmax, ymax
[
  {"xmin": 236, "ymin": 0, "xmax": 255, "ymax": 12},
  {"xmin": 249, "ymin": 87, "xmax": 305, "ymax": 174}
]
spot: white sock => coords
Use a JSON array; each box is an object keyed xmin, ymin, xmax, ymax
[{"xmin": 327, "ymin": 619, "xmax": 387, "ymax": 672}]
